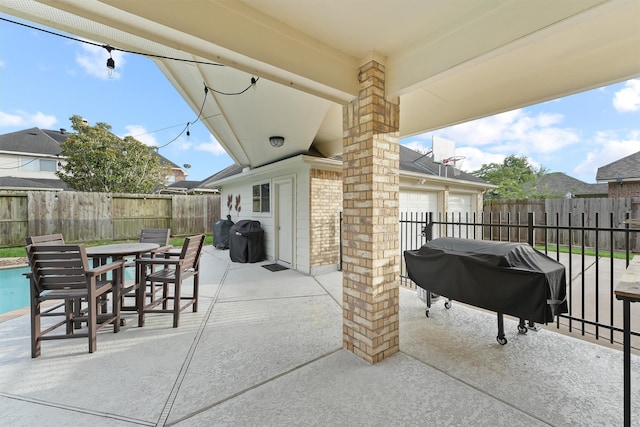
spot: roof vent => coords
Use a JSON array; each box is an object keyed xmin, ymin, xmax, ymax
[{"xmin": 60, "ymin": 128, "xmax": 66, "ymax": 134}]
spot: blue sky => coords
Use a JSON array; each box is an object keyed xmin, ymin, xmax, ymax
[{"xmin": 1, "ymin": 15, "xmax": 639, "ymax": 183}]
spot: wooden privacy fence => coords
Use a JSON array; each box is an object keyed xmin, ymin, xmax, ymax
[
  {"xmin": 484, "ymin": 197, "xmax": 640, "ymax": 252},
  {"xmin": 0, "ymin": 191, "xmax": 221, "ymax": 247}
]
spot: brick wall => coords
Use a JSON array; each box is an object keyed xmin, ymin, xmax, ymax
[
  {"xmin": 609, "ymin": 182, "xmax": 640, "ymax": 198},
  {"xmin": 309, "ymin": 168, "xmax": 342, "ymax": 268}
]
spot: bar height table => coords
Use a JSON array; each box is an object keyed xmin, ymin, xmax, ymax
[
  {"xmin": 86, "ymin": 242, "xmax": 160, "ymax": 263},
  {"xmin": 86, "ymin": 242, "xmax": 160, "ymax": 317}
]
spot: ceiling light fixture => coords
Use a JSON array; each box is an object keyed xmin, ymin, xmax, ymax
[
  {"xmin": 269, "ymin": 136, "xmax": 285, "ymax": 148},
  {"xmin": 104, "ymin": 45, "xmax": 115, "ymax": 78}
]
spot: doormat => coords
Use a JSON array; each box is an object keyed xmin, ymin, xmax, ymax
[{"xmin": 262, "ymin": 263, "xmax": 289, "ymax": 272}]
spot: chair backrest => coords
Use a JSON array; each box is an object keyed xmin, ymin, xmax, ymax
[
  {"xmin": 139, "ymin": 228, "xmax": 170, "ymax": 245},
  {"xmin": 26, "ymin": 244, "xmax": 90, "ymax": 293},
  {"xmin": 178, "ymin": 234, "xmax": 205, "ymax": 271},
  {"xmin": 25, "ymin": 233, "xmax": 65, "ymax": 245}
]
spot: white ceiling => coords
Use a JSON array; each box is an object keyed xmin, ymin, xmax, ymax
[{"xmin": 1, "ymin": 0, "xmax": 639, "ymax": 169}]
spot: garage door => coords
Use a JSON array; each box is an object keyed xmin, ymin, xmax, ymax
[
  {"xmin": 400, "ymin": 190, "xmax": 437, "ymax": 215},
  {"xmin": 447, "ymin": 193, "xmax": 473, "ymax": 238},
  {"xmin": 400, "ymin": 190, "xmax": 438, "ymax": 252}
]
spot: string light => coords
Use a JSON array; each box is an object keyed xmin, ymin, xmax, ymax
[
  {"xmin": 104, "ymin": 45, "xmax": 115, "ymax": 78},
  {"xmin": 0, "ymin": 16, "xmax": 225, "ymax": 67},
  {"xmin": 155, "ymin": 84, "xmax": 210, "ymax": 149},
  {"xmin": 0, "ymin": 16, "xmax": 259, "ymax": 150},
  {"xmin": 204, "ymin": 77, "xmax": 259, "ymax": 96}
]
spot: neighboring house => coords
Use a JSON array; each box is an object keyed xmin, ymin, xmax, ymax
[
  {"xmin": 0, "ymin": 127, "xmax": 68, "ymax": 191},
  {"xmin": 160, "ymin": 156, "xmax": 188, "ymax": 185},
  {"xmin": 533, "ymin": 172, "xmax": 608, "ymax": 198},
  {"xmin": 0, "ymin": 127, "xmax": 186, "ymax": 192},
  {"xmin": 596, "ymin": 151, "xmax": 640, "ymax": 198},
  {"xmin": 201, "ymin": 145, "xmax": 493, "ymax": 275},
  {"xmin": 161, "ymin": 179, "xmax": 220, "ymax": 195}
]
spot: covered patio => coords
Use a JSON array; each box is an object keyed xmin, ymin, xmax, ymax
[
  {"xmin": 2, "ymin": 1, "xmax": 639, "ymax": 364},
  {"xmin": 1, "ymin": 246, "xmax": 639, "ymax": 426}
]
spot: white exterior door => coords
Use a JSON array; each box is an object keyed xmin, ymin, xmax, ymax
[{"xmin": 276, "ymin": 179, "xmax": 293, "ymax": 266}]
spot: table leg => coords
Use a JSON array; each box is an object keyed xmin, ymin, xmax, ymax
[{"xmin": 623, "ymin": 298, "xmax": 631, "ymax": 427}]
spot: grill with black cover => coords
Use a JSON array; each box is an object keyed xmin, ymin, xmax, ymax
[{"xmin": 404, "ymin": 237, "xmax": 567, "ymax": 345}]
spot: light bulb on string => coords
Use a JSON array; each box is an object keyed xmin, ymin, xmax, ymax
[{"xmin": 104, "ymin": 45, "xmax": 115, "ymax": 78}]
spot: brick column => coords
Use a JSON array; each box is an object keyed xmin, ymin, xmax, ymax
[{"xmin": 342, "ymin": 60, "xmax": 400, "ymax": 364}]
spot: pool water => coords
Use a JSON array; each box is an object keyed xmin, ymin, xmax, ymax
[
  {"xmin": 0, "ymin": 265, "xmax": 137, "ymax": 315},
  {"xmin": 0, "ymin": 266, "xmax": 30, "ymax": 315}
]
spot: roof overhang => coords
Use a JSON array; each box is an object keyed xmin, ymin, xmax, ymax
[{"xmin": 1, "ymin": 0, "xmax": 638, "ymax": 170}]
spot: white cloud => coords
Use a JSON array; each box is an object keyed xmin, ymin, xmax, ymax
[
  {"xmin": 194, "ymin": 135, "xmax": 227, "ymax": 155},
  {"xmin": 0, "ymin": 110, "xmax": 57, "ymax": 128},
  {"xmin": 76, "ymin": 42, "xmax": 126, "ymax": 80},
  {"xmin": 405, "ymin": 107, "xmax": 580, "ymax": 175},
  {"xmin": 403, "ymin": 140, "xmax": 430, "ymax": 154},
  {"xmin": 573, "ymin": 131, "xmax": 640, "ymax": 179},
  {"xmin": 514, "ymin": 127, "xmax": 579, "ymax": 153},
  {"xmin": 613, "ymin": 79, "xmax": 640, "ymax": 112},
  {"xmin": 431, "ymin": 109, "xmax": 577, "ymax": 155},
  {"xmin": 123, "ymin": 125, "xmax": 158, "ymax": 147},
  {"xmin": 455, "ymin": 147, "xmax": 504, "ymax": 172},
  {"xmin": 440, "ymin": 109, "xmax": 524, "ymax": 146},
  {"xmin": 177, "ymin": 140, "xmax": 193, "ymax": 151}
]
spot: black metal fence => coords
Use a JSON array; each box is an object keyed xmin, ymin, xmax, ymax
[{"xmin": 399, "ymin": 211, "xmax": 640, "ymax": 348}]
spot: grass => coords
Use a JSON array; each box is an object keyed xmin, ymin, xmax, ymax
[
  {"xmin": 0, "ymin": 235, "xmax": 213, "ymax": 259},
  {"xmin": 534, "ymin": 244, "xmax": 633, "ymax": 260}
]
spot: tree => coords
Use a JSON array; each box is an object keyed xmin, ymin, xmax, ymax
[
  {"xmin": 57, "ymin": 115, "xmax": 168, "ymax": 193},
  {"xmin": 472, "ymin": 155, "xmax": 548, "ymax": 200}
]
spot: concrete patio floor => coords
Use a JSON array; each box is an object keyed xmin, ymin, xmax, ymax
[{"xmin": 1, "ymin": 245, "xmax": 639, "ymax": 426}]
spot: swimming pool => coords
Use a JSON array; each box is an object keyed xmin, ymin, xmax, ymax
[
  {"xmin": 0, "ymin": 265, "xmax": 136, "ymax": 315},
  {"xmin": 0, "ymin": 266, "xmax": 30, "ymax": 315}
]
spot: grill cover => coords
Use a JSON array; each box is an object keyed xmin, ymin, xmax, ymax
[
  {"xmin": 229, "ymin": 220, "xmax": 264, "ymax": 263},
  {"xmin": 404, "ymin": 237, "xmax": 567, "ymax": 323},
  {"xmin": 213, "ymin": 215, "xmax": 234, "ymax": 249}
]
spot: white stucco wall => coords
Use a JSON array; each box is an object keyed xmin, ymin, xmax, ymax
[
  {"xmin": 213, "ymin": 156, "xmax": 490, "ymax": 275},
  {"xmin": 215, "ymin": 157, "xmax": 314, "ymax": 273}
]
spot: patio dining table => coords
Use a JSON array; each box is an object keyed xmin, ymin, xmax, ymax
[
  {"xmin": 86, "ymin": 242, "xmax": 160, "ymax": 315},
  {"xmin": 86, "ymin": 242, "xmax": 160, "ymax": 264}
]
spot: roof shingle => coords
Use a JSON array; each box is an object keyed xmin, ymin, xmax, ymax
[{"xmin": 596, "ymin": 151, "xmax": 640, "ymax": 181}]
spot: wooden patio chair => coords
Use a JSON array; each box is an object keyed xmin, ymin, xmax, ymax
[
  {"xmin": 139, "ymin": 228, "xmax": 172, "ymax": 252},
  {"xmin": 136, "ymin": 234, "xmax": 205, "ymax": 328},
  {"xmin": 124, "ymin": 228, "xmax": 172, "ymax": 268},
  {"xmin": 25, "ymin": 234, "xmax": 108, "ymax": 327},
  {"xmin": 25, "ymin": 233, "xmax": 65, "ymax": 246},
  {"xmin": 123, "ymin": 228, "xmax": 172, "ymax": 309},
  {"xmin": 24, "ymin": 234, "xmax": 83, "ymax": 327},
  {"xmin": 26, "ymin": 243, "xmax": 123, "ymax": 358}
]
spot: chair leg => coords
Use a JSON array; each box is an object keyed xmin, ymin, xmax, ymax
[
  {"xmin": 162, "ymin": 283, "xmax": 168, "ymax": 310},
  {"xmin": 31, "ymin": 295, "xmax": 41, "ymax": 359},
  {"xmin": 88, "ymin": 297, "xmax": 97, "ymax": 354},
  {"xmin": 137, "ymin": 268, "xmax": 146, "ymax": 327},
  {"xmin": 193, "ymin": 274, "xmax": 199, "ymax": 312},
  {"xmin": 173, "ymin": 278, "xmax": 181, "ymax": 328},
  {"xmin": 65, "ymin": 298, "xmax": 74, "ymax": 335},
  {"xmin": 74, "ymin": 297, "xmax": 83, "ymax": 329},
  {"xmin": 113, "ymin": 269, "xmax": 121, "ymax": 333}
]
